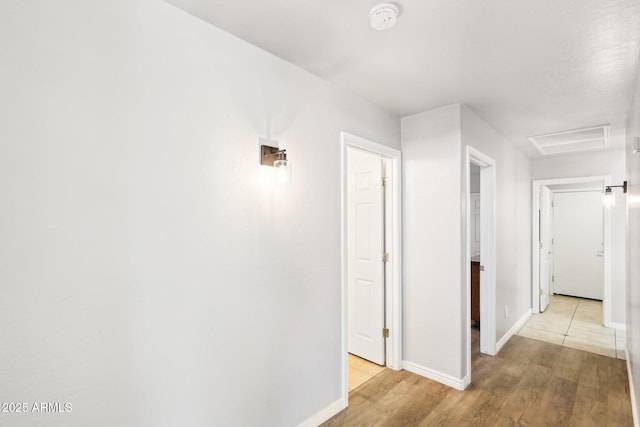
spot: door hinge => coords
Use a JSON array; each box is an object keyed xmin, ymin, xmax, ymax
[
  {"xmin": 383, "ymin": 328, "xmax": 390, "ymax": 338},
  {"xmin": 539, "ymin": 241, "xmax": 543, "ymax": 249},
  {"xmin": 540, "ymin": 288, "xmax": 544, "ymax": 296},
  {"xmin": 552, "ymin": 275, "xmax": 555, "ymax": 282},
  {"xmin": 552, "ymin": 238, "xmax": 554, "ymax": 245},
  {"xmin": 383, "ymin": 252, "xmax": 390, "ymax": 263},
  {"xmin": 382, "ymin": 177, "xmax": 387, "ymax": 187}
]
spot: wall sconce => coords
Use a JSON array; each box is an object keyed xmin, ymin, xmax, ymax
[
  {"xmin": 603, "ymin": 181, "xmax": 627, "ymax": 208},
  {"xmin": 260, "ymin": 140, "xmax": 290, "ymax": 184}
]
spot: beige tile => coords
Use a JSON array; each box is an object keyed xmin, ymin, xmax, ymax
[
  {"xmin": 568, "ymin": 319, "xmax": 614, "ymax": 336},
  {"xmin": 517, "ymin": 326, "xmax": 565, "ymax": 345},
  {"xmin": 526, "ymin": 313, "xmax": 571, "ymax": 334},
  {"xmin": 544, "ymin": 305, "xmax": 577, "ymax": 316},
  {"xmin": 562, "ymin": 335, "xmax": 616, "ymax": 358}
]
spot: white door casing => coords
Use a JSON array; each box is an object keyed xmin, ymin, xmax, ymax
[
  {"xmin": 465, "ymin": 146, "xmax": 497, "ymax": 389},
  {"xmin": 539, "ymin": 186, "xmax": 552, "ymax": 311},
  {"xmin": 553, "ymin": 191, "xmax": 604, "ymax": 300},
  {"xmin": 347, "ymin": 147, "xmax": 385, "ymax": 365},
  {"xmin": 470, "ymin": 194, "xmax": 480, "ymax": 257}
]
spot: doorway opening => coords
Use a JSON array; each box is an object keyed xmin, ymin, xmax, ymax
[
  {"xmin": 464, "ymin": 146, "xmax": 497, "ymax": 388},
  {"xmin": 532, "ymin": 176, "xmax": 612, "ymax": 325},
  {"xmin": 341, "ymin": 133, "xmax": 402, "ymax": 406}
]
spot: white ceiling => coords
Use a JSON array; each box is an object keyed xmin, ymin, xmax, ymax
[{"xmin": 164, "ymin": 0, "xmax": 640, "ymax": 157}]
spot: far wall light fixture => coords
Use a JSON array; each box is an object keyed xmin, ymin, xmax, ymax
[
  {"xmin": 603, "ymin": 181, "xmax": 627, "ymax": 208},
  {"xmin": 260, "ymin": 140, "xmax": 289, "ymax": 183}
]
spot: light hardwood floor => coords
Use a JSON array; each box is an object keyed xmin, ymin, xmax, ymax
[
  {"xmin": 349, "ymin": 354, "xmax": 386, "ymax": 391},
  {"xmin": 323, "ymin": 329, "xmax": 633, "ymax": 426}
]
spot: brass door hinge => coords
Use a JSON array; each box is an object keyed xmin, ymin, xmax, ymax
[
  {"xmin": 382, "ymin": 177, "xmax": 387, "ymax": 187},
  {"xmin": 383, "ymin": 328, "xmax": 390, "ymax": 338},
  {"xmin": 383, "ymin": 252, "xmax": 390, "ymax": 263}
]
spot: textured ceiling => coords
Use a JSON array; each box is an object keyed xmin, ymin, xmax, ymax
[{"xmin": 164, "ymin": 0, "xmax": 640, "ymax": 157}]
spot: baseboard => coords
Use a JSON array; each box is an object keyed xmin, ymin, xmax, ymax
[
  {"xmin": 626, "ymin": 349, "xmax": 639, "ymax": 427},
  {"xmin": 402, "ymin": 361, "xmax": 466, "ymax": 390},
  {"xmin": 296, "ymin": 398, "xmax": 345, "ymax": 427},
  {"xmin": 496, "ymin": 309, "xmax": 531, "ymax": 353},
  {"xmin": 610, "ymin": 322, "xmax": 627, "ymax": 331}
]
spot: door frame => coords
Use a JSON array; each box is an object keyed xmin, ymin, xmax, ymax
[
  {"xmin": 340, "ymin": 132, "xmax": 402, "ymax": 406},
  {"xmin": 464, "ymin": 146, "xmax": 497, "ymax": 387},
  {"xmin": 531, "ymin": 176, "xmax": 612, "ymax": 326}
]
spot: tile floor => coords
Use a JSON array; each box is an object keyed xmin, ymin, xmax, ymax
[
  {"xmin": 348, "ymin": 354, "xmax": 385, "ymax": 391},
  {"xmin": 517, "ymin": 294, "xmax": 626, "ymax": 359}
]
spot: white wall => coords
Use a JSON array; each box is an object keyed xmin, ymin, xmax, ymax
[
  {"xmin": 402, "ymin": 105, "xmax": 463, "ymax": 379},
  {"xmin": 0, "ymin": 1, "xmax": 400, "ymax": 426},
  {"xmin": 401, "ymin": 104, "xmax": 531, "ymax": 383},
  {"xmin": 461, "ymin": 106, "xmax": 532, "ymax": 342},
  {"xmin": 625, "ymin": 66, "xmax": 640, "ymax": 420},
  {"xmin": 531, "ymin": 149, "xmax": 626, "ymax": 325}
]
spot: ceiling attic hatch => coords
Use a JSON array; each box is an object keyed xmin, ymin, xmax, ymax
[{"xmin": 528, "ymin": 125, "xmax": 610, "ymax": 155}]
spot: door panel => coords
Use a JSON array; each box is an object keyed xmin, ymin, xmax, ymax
[
  {"xmin": 347, "ymin": 147, "xmax": 385, "ymax": 365},
  {"xmin": 553, "ymin": 191, "xmax": 604, "ymax": 300}
]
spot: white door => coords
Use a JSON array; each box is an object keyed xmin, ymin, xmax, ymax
[
  {"xmin": 553, "ymin": 191, "xmax": 604, "ymax": 300},
  {"xmin": 539, "ymin": 186, "xmax": 552, "ymax": 311},
  {"xmin": 470, "ymin": 194, "xmax": 480, "ymax": 257},
  {"xmin": 347, "ymin": 147, "xmax": 385, "ymax": 365}
]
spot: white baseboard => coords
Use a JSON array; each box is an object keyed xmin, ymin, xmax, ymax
[
  {"xmin": 402, "ymin": 361, "xmax": 466, "ymax": 390},
  {"xmin": 296, "ymin": 398, "xmax": 345, "ymax": 427},
  {"xmin": 496, "ymin": 309, "xmax": 531, "ymax": 353},
  {"xmin": 610, "ymin": 321, "xmax": 627, "ymax": 331},
  {"xmin": 626, "ymin": 349, "xmax": 639, "ymax": 427}
]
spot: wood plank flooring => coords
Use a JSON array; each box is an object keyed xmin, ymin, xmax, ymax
[{"xmin": 322, "ymin": 330, "xmax": 633, "ymax": 426}]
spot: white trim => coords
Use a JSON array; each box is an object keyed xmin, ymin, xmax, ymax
[
  {"xmin": 464, "ymin": 146, "xmax": 497, "ymax": 386},
  {"xmin": 610, "ymin": 322, "xmax": 627, "ymax": 331},
  {"xmin": 496, "ymin": 309, "xmax": 531, "ymax": 353},
  {"xmin": 340, "ymin": 132, "xmax": 403, "ymax": 407},
  {"xmin": 296, "ymin": 398, "xmax": 345, "ymax": 427},
  {"xmin": 531, "ymin": 176, "xmax": 612, "ymax": 328},
  {"xmin": 402, "ymin": 361, "xmax": 467, "ymax": 391},
  {"xmin": 626, "ymin": 349, "xmax": 639, "ymax": 427}
]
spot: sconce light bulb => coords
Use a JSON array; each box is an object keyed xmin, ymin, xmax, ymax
[{"xmin": 603, "ymin": 187, "xmax": 615, "ymax": 208}]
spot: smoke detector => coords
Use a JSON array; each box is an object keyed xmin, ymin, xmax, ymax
[{"xmin": 370, "ymin": 3, "xmax": 400, "ymax": 31}]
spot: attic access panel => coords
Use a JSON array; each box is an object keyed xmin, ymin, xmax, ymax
[{"xmin": 528, "ymin": 125, "xmax": 610, "ymax": 156}]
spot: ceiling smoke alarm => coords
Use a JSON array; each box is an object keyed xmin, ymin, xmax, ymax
[{"xmin": 369, "ymin": 3, "xmax": 400, "ymax": 31}]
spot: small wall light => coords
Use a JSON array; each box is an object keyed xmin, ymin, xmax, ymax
[
  {"xmin": 260, "ymin": 140, "xmax": 290, "ymax": 184},
  {"xmin": 603, "ymin": 181, "xmax": 627, "ymax": 208}
]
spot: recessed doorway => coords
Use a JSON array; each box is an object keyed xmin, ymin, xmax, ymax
[{"xmin": 341, "ymin": 133, "xmax": 402, "ymax": 406}]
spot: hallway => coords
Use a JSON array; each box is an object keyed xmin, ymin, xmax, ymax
[
  {"xmin": 323, "ymin": 333, "xmax": 633, "ymax": 426},
  {"xmin": 518, "ymin": 295, "xmax": 625, "ymax": 359}
]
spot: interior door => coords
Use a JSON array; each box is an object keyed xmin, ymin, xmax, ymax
[
  {"xmin": 539, "ymin": 187, "xmax": 552, "ymax": 311},
  {"xmin": 553, "ymin": 191, "xmax": 604, "ymax": 300},
  {"xmin": 347, "ymin": 147, "xmax": 385, "ymax": 365}
]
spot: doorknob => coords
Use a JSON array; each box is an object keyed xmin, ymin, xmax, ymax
[{"xmin": 480, "ymin": 265, "xmax": 485, "ymax": 271}]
